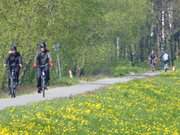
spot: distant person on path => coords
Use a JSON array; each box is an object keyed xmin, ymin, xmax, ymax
[
  {"xmin": 162, "ymin": 51, "xmax": 170, "ymax": 72},
  {"xmin": 33, "ymin": 42, "xmax": 53, "ymax": 93},
  {"xmin": 148, "ymin": 50, "xmax": 157, "ymax": 72},
  {"xmin": 4, "ymin": 44, "xmax": 23, "ymax": 93}
]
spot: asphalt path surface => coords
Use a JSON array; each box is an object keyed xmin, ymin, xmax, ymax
[{"xmin": 0, "ymin": 71, "xmax": 160, "ymax": 111}]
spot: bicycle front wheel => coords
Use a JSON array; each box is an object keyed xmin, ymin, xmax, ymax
[
  {"xmin": 42, "ymin": 88, "xmax": 45, "ymax": 98},
  {"xmin": 12, "ymin": 88, "xmax": 16, "ymax": 98},
  {"xmin": 42, "ymin": 78, "xmax": 46, "ymax": 98},
  {"xmin": 10, "ymin": 78, "xmax": 15, "ymax": 98}
]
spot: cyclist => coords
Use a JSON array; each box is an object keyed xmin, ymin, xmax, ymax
[
  {"xmin": 148, "ymin": 50, "xmax": 157, "ymax": 72},
  {"xmin": 33, "ymin": 42, "xmax": 53, "ymax": 93},
  {"xmin": 4, "ymin": 45, "xmax": 22, "ymax": 93},
  {"xmin": 162, "ymin": 51, "xmax": 169, "ymax": 72}
]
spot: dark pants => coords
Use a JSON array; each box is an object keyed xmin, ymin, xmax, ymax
[
  {"xmin": 37, "ymin": 67, "xmax": 50, "ymax": 89},
  {"xmin": 8, "ymin": 67, "xmax": 20, "ymax": 90}
]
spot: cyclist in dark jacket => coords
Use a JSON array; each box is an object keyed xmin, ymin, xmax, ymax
[
  {"xmin": 33, "ymin": 42, "xmax": 53, "ymax": 93},
  {"xmin": 148, "ymin": 50, "xmax": 157, "ymax": 71},
  {"xmin": 4, "ymin": 45, "xmax": 22, "ymax": 91}
]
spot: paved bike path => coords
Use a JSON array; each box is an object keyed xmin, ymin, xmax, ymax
[{"xmin": 0, "ymin": 72, "xmax": 160, "ymax": 111}]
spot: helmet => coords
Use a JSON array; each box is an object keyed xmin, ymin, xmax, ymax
[
  {"xmin": 10, "ymin": 42, "xmax": 17, "ymax": 51},
  {"xmin": 39, "ymin": 42, "xmax": 47, "ymax": 49},
  {"xmin": 11, "ymin": 45, "xmax": 17, "ymax": 51}
]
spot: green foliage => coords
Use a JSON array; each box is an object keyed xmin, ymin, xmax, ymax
[
  {"xmin": 0, "ymin": 0, "xmax": 152, "ymax": 89},
  {"xmin": 112, "ymin": 64, "xmax": 147, "ymax": 76},
  {"xmin": 0, "ymin": 70, "xmax": 179, "ymax": 134}
]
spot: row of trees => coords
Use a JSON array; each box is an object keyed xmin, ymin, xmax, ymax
[
  {"xmin": 151, "ymin": 0, "xmax": 180, "ymax": 65},
  {"xmin": 0, "ymin": 0, "xmax": 153, "ymax": 89},
  {"xmin": 174, "ymin": 0, "xmax": 180, "ymax": 58}
]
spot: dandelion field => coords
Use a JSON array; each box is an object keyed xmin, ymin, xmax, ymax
[{"xmin": 0, "ymin": 71, "xmax": 179, "ymax": 135}]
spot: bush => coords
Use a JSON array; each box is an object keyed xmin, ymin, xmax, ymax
[
  {"xmin": 51, "ymin": 77, "xmax": 79, "ymax": 86},
  {"xmin": 112, "ymin": 64, "xmax": 146, "ymax": 76}
]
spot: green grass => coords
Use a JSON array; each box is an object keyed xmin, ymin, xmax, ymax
[
  {"xmin": 0, "ymin": 70, "xmax": 179, "ymax": 135},
  {"xmin": 112, "ymin": 64, "xmax": 148, "ymax": 76},
  {"xmin": 50, "ymin": 77, "xmax": 79, "ymax": 86},
  {"xmin": 0, "ymin": 92, "xmax": 7, "ymax": 98},
  {"xmin": 80, "ymin": 74, "xmax": 109, "ymax": 82},
  {"xmin": 0, "ymin": 86, "xmax": 36, "ymax": 99}
]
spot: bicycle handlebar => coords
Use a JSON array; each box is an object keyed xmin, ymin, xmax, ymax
[{"xmin": 39, "ymin": 64, "xmax": 49, "ymax": 68}]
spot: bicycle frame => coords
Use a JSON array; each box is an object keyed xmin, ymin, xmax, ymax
[
  {"xmin": 9, "ymin": 68, "xmax": 17, "ymax": 98},
  {"xmin": 40, "ymin": 64, "xmax": 48, "ymax": 98}
]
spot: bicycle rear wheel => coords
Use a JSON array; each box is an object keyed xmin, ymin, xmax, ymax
[
  {"xmin": 10, "ymin": 77, "xmax": 15, "ymax": 98},
  {"xmin": 42, "ymin": 78, "xmax": 45, "ymax": 98}
]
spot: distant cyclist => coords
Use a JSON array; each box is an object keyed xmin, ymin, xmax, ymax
[
  {"xmin": 148, "ymin": 50, "xmax": 157, "ymax": 72},
  {"xmin": 33, "ymin": 42, "xmax": 53, "ymax": 93},
  {"xmin": 4, "ymin": 44, "xmax": 22, "ymax": 93},
  {"xmin": 162, "ymin": 51, "xmax": 169, "ymax": 72}
]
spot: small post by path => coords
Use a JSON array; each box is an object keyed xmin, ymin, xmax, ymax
[{"xmin": 69, "ymin": 69, "xmax": 73, "ymax": 79}]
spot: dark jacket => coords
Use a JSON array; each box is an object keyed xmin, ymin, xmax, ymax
[
  {"xmin": 34, "ymin": 50, "xmax": 52, "ymax": 67},
  {"xmin": 5, "ymin": 52, "xmax": 22, "ymax": 68}
]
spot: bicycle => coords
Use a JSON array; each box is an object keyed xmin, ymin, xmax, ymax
[
  {"xmin": 40, "ymin": 64, "xmax": 48, "ymax": 98},
  {"xmin": 9, "ymin": 68, "xmax": 17, "ymax": 98},
  {"xmin": 164, "ymin": 61, "xmax": 169, "ymax": 72}
]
